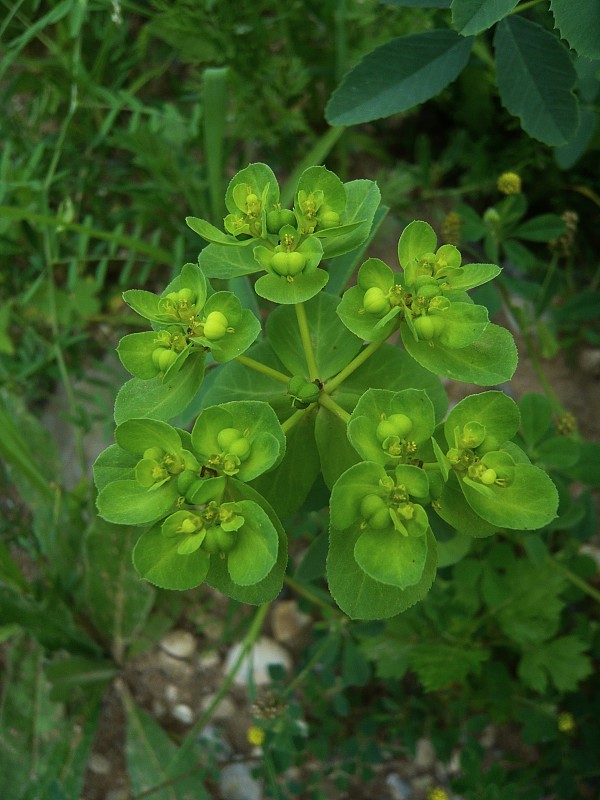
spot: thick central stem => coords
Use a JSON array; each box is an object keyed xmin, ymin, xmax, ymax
[
  {"xmin": 324, "ymin": 338, "xmax": 384, "ymax": 394},
  {"xmin": 295, "ymin": 302, "xmax": 319, "ymax": 381}
]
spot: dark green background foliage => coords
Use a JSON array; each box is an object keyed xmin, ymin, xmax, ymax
[{"xmin": 1, "ymin": 2, "xmax": 599, "ymax": 799}]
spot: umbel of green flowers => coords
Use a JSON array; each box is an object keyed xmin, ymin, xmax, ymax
[{"xmin": 94, "ymin": 162, "xmax": 559, "ymax": 619}]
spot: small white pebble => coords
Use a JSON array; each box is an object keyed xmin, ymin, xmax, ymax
[
  {"xmin": 159, "ymin": 630, "xmax": 197, "ymax": 659},
  {"xmin": 172, "ymin": 703, "xmax": 194, "ymax": 724}
]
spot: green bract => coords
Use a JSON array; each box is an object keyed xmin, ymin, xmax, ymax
[
  {"xmin": 93, "ymin": 162, "xmax": 559, "ymax": 618},
  {"xmin": 190, "ymin": 401, "xmax": 285, "ymax": 482}
]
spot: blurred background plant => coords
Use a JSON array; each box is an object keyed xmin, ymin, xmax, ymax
[{"xmin": 1, "ymin": 1, "xmax": 599, "ymax": 798}]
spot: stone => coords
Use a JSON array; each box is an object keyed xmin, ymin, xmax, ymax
[
  {"xmin": 156, "ymin": 651, "xmax": 194, "ymax": 681},
  {"xmin": 271, "ymin": 600, "xmax": 311, "ymax": 643},
  {"xmin": 159, "ymin": 629, "xmax": 196, "ymax": 659},
  {"xmin": 198, "ymin": 650, "xmax": 221, "ymax": 670},
  {"xmin": 414, "ymin": 736, "xmax": 436, "ymax": 770},
  {"xmin": 88, "ymin": 753, "xmax": 110, "ymax": 775},
  {"xmin": 219, "ymin": 762, "xmax": 262, "ymax": 800},
  {"xmin": 164, "ymin": 684, "xmax": 179, "ymax": 703},
  {"xmin": 172, "ymin": 703, "xmax": 194, "ymax": 724},
  {"xmin": 224, "ymin": 637, "xmax": 292, "ymax": 687},
  {"xmin": 385, "ymin": 773, "xmax": 412, "ymax": 800}
]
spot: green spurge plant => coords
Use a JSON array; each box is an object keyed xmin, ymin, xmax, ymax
[{"xmin": 94, "ymin": 163, "xmax": 559, "ymax": 619}]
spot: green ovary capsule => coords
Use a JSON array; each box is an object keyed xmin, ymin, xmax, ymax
[
  {"xmin": 228, "ymin": 437, "xmax": 250, "ymax": 460},
  {"xmin": 271, "ymin": 251, "xmax": 306, "ymax": 277},
  {"xmin": 414, "ymin": 314, "xmax": 445, "ymax": 341},
  {"xmin": 204, "ymin": 311, "xmax": 229, "ymax": 340},
  {"xmin": 376, "ymin": 413, "xmax": 413, "ymax": 442},
  {"xmin": 360, "ymin": 494, "xmax": 390, "ymax": 529},
  {"xmin": 152, "ymin": 348, "xmax": 178, "ymax": 371},
  {"xmin": 217, "ymin": 427, "xmax": 243, "ymax": 450},
  {"xmin": 480, "ymin": 468, "xmax": 497, "ymax": 485},
  {"xmin": 318, "ymin": 210, "xmax": 340, "ymax": 229},
  {"xmin": 363, "ymin": 287, "xmax": 389, "ymax": 315}
]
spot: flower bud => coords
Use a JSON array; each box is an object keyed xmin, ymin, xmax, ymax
[
  {"xmin": 217, "ymin": 427, "xmax": 243, "ymax": 450},
  {"xmin": 363, "ymin": 287, "xmax": 390, "ymax": 315}
]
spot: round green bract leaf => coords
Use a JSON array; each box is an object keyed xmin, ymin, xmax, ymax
[
  {"xmin": 191, "ymin": 401, "xmax": 285, "ymax": 481},
  {"xmin": 461, "ymin": 463, "xmax": 558, "ymax": 530},
  {"xmin": 319, "ymin": 179, "xmax": 381, "ymax": 259},
  {"xmin": 330, "ymin": 461, "xmax": 388, "ymax": 531},
  {"xmin": 133, "ymin": 525, "xmax": 210, "ymax": 590},
  {"xmin": 225, "ymin": 500, "xmax": 278, "ymax": 586},
  {"xmin": 445, "ymin": 263, "xmax": 501, "ymax": 292},
  {"xmin": 115, "ymin": 418, "xmax": 183, "ymax": 456},
  {"xmin": 435, "ymin": 474, "xmax": 498, "ymax": 538},
  {"xmin": 348, "ymin": 388, "xmax": 436, "ymax": 466},
  {"xmin": 315, "ymin": 397, "xmax": 362, "ymax": 490},
  {"xmin": 357, "ymin": 257, "xmax": 395, "ymax": 292},
  {"xmin": 197, "ymin": 294, "xmax": 261, "ymax": 363},
  {"xmin": 354, "ymin": 526, "xmax": 428, "ymax": 589},
  {"xmin": 97, "ymin": 479, "xmax": 179, "ymax": 526},
  {"xmin": 444, "ymin": 391, "xmax": 521, "ymax": 453},
  {"xmin": 205, "ymin": 481, "xmax": 287, "ymax": 604},
  {"xmin": 327, "ymin": 525, "xmax": 437, "ymax": 620},
  {"xmin": 163, "ymin": 263, "xmax": 208, "ymax": 311},
  {"xmin": 255, "ymin": 269, "xmax": 329, "ymax": 304},
  {"xmin": 401, "ymin": 323, "xmax": 517, "ymax": 385},
  {"xmin": 337, "ymin": 285, "xmax": 398, "ymax": 342},
  {"xmin": 225, "ymin": 163, "xmax": 280, "ymax": 216},
  {"xmin": 117, "ymin": 332, "xmax": 162, "ymax": 379},
  {"xmin": 428, "ymin": 302, "xmax": 489, "ymax": 349},
  {"xmin": 122, "ymin": 289, "xmax": 163, "ymax": 323},
  {"xmin": 93, "ymin": 444, "xmax": 138, "ymax": 492},
  {"xmin": 394, "ymin": 464, "xmax": 430, "ymax": 501},
  {"xmin": 398, "ymin": 221, "xmax": 437, "ymax": 270},
  {"xmin": 200, "ymin": 242, "xmax": 263, "ymax": 279},
  {"xmin": 186, "ymin": 216, "xmax": 254, "ymax": 247},
  {"xmin": 296, "ymin": 165, "xmax": 346, "ymax": 216},
  {"xmin": 113, "ymin": 353, "xmax": 206, "ymax": 425}
]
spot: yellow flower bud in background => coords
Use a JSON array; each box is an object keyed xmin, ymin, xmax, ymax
[
  {"xmin": 557, "ymin": 712, "xmax": 575, "ymax": 733},
  {"xmin": 497, "ymin": 171, "xmax": 522, "ymax": 195},
  {"xmin": 247, "ymin": 725, "xmax": 266, "ymax": 746},
  {"xmin": 427, "ymin": 788, "xmax": 449, "ymax": 800}
]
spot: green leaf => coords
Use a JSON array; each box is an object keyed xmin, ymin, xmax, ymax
[
  {"xmin": 355, "ymin": 527, "xmax": 429, "ymax": 589},
  {"xmin": 267, "ymin": 293, "xmax": 363, "ymax": 380},
  {"xmin": 83, "ymin": 519, "xmax": 154, "ymax": 646},
  {"xmin": 513, "ymin": 214, "xmax": 567, "ymax": 242},
  {"xmin": 225, "ymin": 162, "xmax": 279, "ymax": 215},
  {"xmin": 461, "ymin": 462, "xmax": 558, "ymax": 530},
  {"xmin": 205, "ymin": 481, "xmax": 288, "ymax": 604},
  {"xmin": 408, "ymin": 643, "xmax": 489, "ymax": 690},
  {"xmin": 326, "ymin": 30, "xmax": 473, "ymax": 126},
  {"xmin": 196, "ymin": 292, "xmax": 262, "ymax": 363},
  {"xmin": 482, "ymin": 557, "xmax": 566, "ymax": 645},
  {"xmin": 446, "ymin": 263, "xmax": 501, "ymax": 292},
  {"xmin": 347, "ymin": 388, "xmax": 436, "ymax": 467},
  {"xmin": 550, "ymin": 0, "xmax": 600, "ymax": 58},
  {"xmin": 518, "ymin": 635, "xmax": 593, "ymax": 693},
  {"xmin": 114, "ymin": 353, "xmax": 206, "ymax": 425},
  {"xmin": 494, "ymin": 16, "xmax": 579, "ymax": 146},
  {"xmin": 327, "ymin": 526, "xmax": 437, "ymax": 619},
  {"xmin": 451, "ymin": 0, "xmax": 519, "ymax": 36},
  {"xmin": 518, "ymin": 393, "xmax": 553, "ymax": 449},
  {"xmin": 434, "ymin": 474, "xmax": 498, "ymax": 537},
  {"xmin": 124, "ymin": 693, "xmax": 210, "ymax": 799},
  {"xmin": 97, "ymin": 479, "xmax": 180, "ymax": 526},
  {"xmin": 255, "ymin": 269, "xmax": 329, "ymax": 304},
  {"xmin": 315, "ymin": 400, "xmax": 361, "ymax": 489},
  {"xmin": 555, "ymin": 106, "xmax": 598, "ymax": 169},
  {"xmin": 225, "ymin": 500, "xmax": 279, "ymax": 585},
  {"xmin": 116, "ymin": 417, "xmax": 183, "ymax": 454},
  {"xmin": 133, "ymin": 525, "xmax": 211, "ymax": 590},
  {"xmin": 320, "ymin": 180, "xmax": 382, "ymax": 259},
  {"xmin": 444, "ymin": 390, "xmax": 521, "ymax": 451},
  {"xmin": 190, "ymin": 400, "xmax": 285, "ymax": 482},
  {"xmin": 117, "ymin": 331, "xmax": 162, "ymax": 380},
  {"xmin": 250, "ymin": 408, "xmax": 320, "ymax": 519},
  {"xmin": 199, "ymin": 241, "xmax": 262, "ymax": 279},
  {"xmin": 402, "ymin": 322, "xmax": 517, "ymax": 384},
  {"xmin": 186, "ymin": 216, "xmax": 253, "ymax": 246},
  {"xmin": 326, "ymin": 204, "xmax": 389, "ymax": 295},
  {"xmin": 332, "ymin": 343, "xmax": 447, "ymax": 421},
  {"xmin": 93, "ymin": 444, "xmax": 138, "ymax": 492},
  {"xmin": 398, "ymin": 220, "xmax": 437, "ymax": 269}
]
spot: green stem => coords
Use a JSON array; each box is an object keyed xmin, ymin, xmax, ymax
[
  {"xmin": 295, "ymin": 302, "xmax": 319, "ymax": 381},
  {"xmin": 324, "ymin": 339, "xmax": 384, "ymax": 394},
  {"xmin": 551, "ymin": 560, "xmax": 600, "ymax": 605},
  {"xmin": 284, "ymin": 575, "xmax": 342, "ymax": 616},
  {"xmin": 318, "ymin": 392, "xmax": 351, "ymax": 424},
  {"xmin": 235, "ymin": 354, "xmax": 290, "ymax": 384},
  {"xmin": 511, "ymin": 0, "xmax": 545, "ymax": 13},
  {"xmin": 0, "ymin": 206, "xmax": 173, "ymax": 263},
  {"xmin": 281, "ymin": 407, "xmax": 312, "ymax": 435}
]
